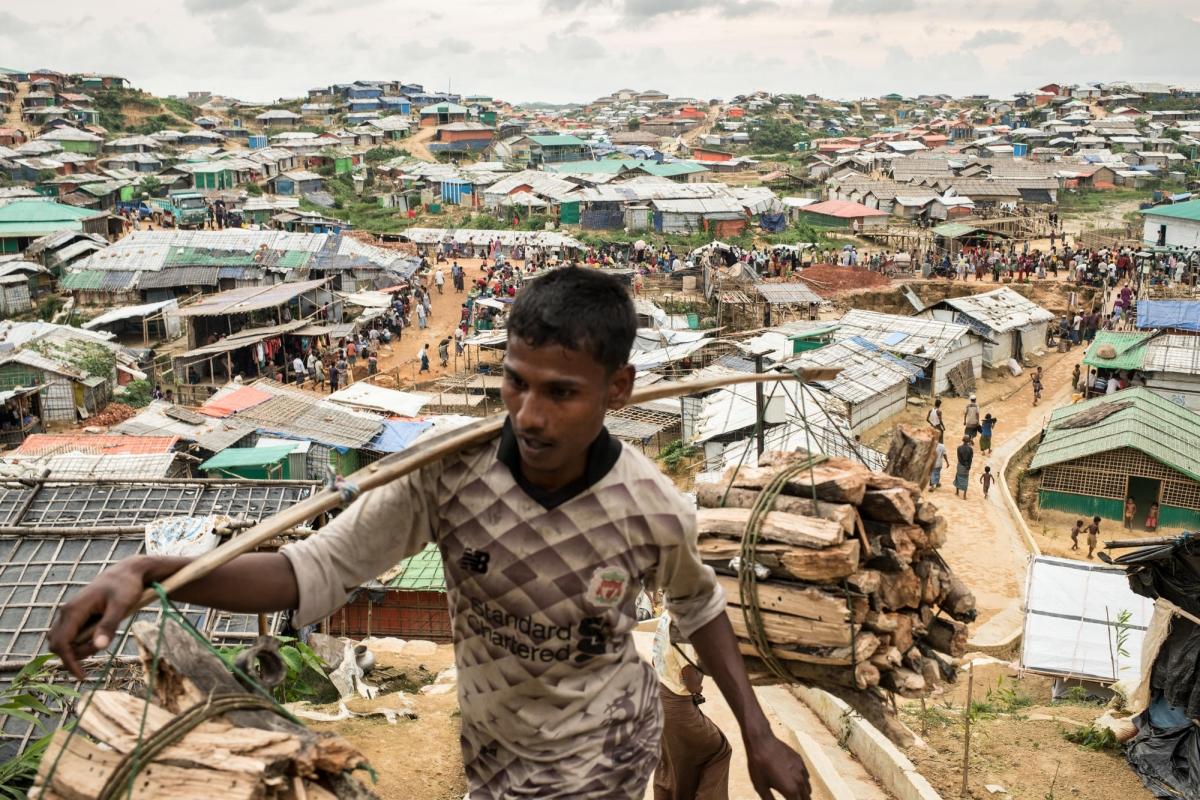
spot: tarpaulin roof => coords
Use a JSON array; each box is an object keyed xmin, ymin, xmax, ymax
[
  {"xmin": 198, "ymin": 385, "xmax": 273, "ymax": 418},
  {"xmin": 1137, "ymin": 300, "xmax": 1200, "ymax": 333},
  {"xmin": 81, "ymin": 298, "xmax": 178, "ymax": 330},
  {"xmin": 386, "ymin": 543, "xmax": 445, "ymax": 591},
  {"xmin": 175, "ymin": 278, "xmax": 327, "ymax": 317},
  {"xmin": 1021, "ymin": 555, "xmax": 1153, "ymax": 682},
  {"xmin": 201, "ymin": 445, "xmax": 295, "ymax": 471},
  {"xmin": 327, "ymin": 383, "xmax": 428, "ymax": 417},
  {"xmin": 369, "ymin": 419, "xmax": 434, "ymax": 453}
]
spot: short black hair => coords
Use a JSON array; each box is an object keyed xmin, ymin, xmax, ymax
[{"xmin": 507, "ymin": 267, "xmax": 636, "ymax": 373}]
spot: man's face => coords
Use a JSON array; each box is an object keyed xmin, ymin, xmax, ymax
[{"xmin": 502, "ymin": 337, "xmax": 633, "ymax": 489}]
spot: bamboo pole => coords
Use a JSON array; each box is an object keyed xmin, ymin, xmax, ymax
[
  {"xmin": 76, "ymin": 368, "xmax": 839, "ymax": 644},
  {"xmin": 960, "ymin": 662, "xmax": 974, "ymax": 798}
]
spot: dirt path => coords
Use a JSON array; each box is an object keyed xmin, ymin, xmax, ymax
[
  {"xmin": 681, "ymin": 103, "xmax": 723, "ymax": 146},
  {"xmin": 397, "ymin": 126, "xmax": 437, "ymax": 162},
  {"xmin": 860, "ymin": 337, "xmax": 1085, "ymax": 640},
  {"xmin": 3, "ymin": 80, "xmax": 31, "ymax": 136}
]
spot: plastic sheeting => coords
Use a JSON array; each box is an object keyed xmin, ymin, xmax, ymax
[
  {"xmin": 1021, "ymin": 555, "xmax": 1153, "ymax": 682},
  {"xmin": 1126, "ymin": 708, "xmax": 1200, "ymax": 799},
  {"xmin": 145, "ymin": 514, "xmax": 230, "ymax": 557},
  {"xmin": 759, "ymin": 213, "xmax": 788, "ymax": 233},
  {"xmin": 369, "ymin": 419, "xmax": 434, "ymax": 453},
  {"xmin": 1137, "ymin": 300, "xmax": 1200, "ymax": 333}
]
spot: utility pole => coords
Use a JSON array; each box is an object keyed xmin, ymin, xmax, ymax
[{"xmin": 754, "ymin": 353, "xmax": 765, "ymax": 457}]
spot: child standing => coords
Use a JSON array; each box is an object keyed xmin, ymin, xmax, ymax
[
  {"xmin": 979, "ymin": 466, "xmax": 995, "ymax": 499},
  {"xmin": 1070, "ymin": 519, "xmax": 1084, "ymax": 551},
  {"xmin": 1032, "ymin": 367, "xmax": 1043, "ymax": 406},
  {"xmin": 1145, "ymin": 502, "xmax": 1160, "ymax": 532},
  {"xmin": 1086, "ymin": 515, "xmax": 1101, "ymax": 559}
]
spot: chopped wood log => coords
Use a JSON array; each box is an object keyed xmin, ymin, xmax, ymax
[
  {"xmin": 922, "ymin": 516, "xmax": 948, "ymax": 549},
  {"xmin": 864, "ymin": 547, "xmax": 908, "ymax": 573},
  {"xmin": 735, "ymin": 631, "xmax": 879, "ymax": 667},
  {"xmin": 924, "ymin": 617, "xmax": 969, "ymax": 657},
  {"xmin": 879, "ymin": 667, "xmax": 927, "ymax": 697},
  {"xmin": 864, "ymin": 610, "xmax": 900, "ymax": 634},
  {"xmin": 847, "ymin": 569, "xmax": 881, "ymax": 595},
  {"xmin": 697, "ymin": 507, "xmax": 843, "ymax": 549},
  {"xmin": 723, "ymin": 462, "xmax": 868, "ymax": 505},
  {"xmin": 877, "ymin": 567, "xmax": 922, "ymax": 611},
  {"xmin": 884, "ymin": 424, "xmax": 940, "ymax": 489},
  {"xmin": 940, "ymin": 575, "xmax": 978, "ymax": 622},
  {"xmin": 715, "ymin": 575, "xmax": 849, "ymax": 623},
  {"xmin": 920, "ymin": 658, "xmax": 942, "ymax": 688},
  {"xmin": 130, "ymin": 620, "xmax": 374, "ymax": 793},
  {"xmin": 741, "ymin": 651, "xmax": 881, "ymax": 690},
  {"xmin": 870, "ymin": 646, "xmax": 904, "ymax": 670},
  {"xmin": 695, "ymin": 484, "xmax": 856, "ymax": 535},
  {"xmin": 859, "ymin": 487, "xmax": 917, "ymax": 524},
  {"xmin": 915, "ymin": 500, "xmax": 938, "ymax": 525},
  {"xmin": 864, "ymin": 472, "xmax": 922, "ymax": 498},
  {"xmin": 699, "ymin": 536, "xmax": 861, "ymax": 583},
  {"xmin": 889, "ymin": 613, "xmax": 915, "ymax": 653},
  {"xmin": 913, "ymin": 559, "xmax": 944, "ymax": 605},
  {"xmin": 726, "ymin": 604, "xmax": 851, "ymax": 648},
  {"xmin": 864, "ymin": 522, "xmax": 919, "ymax": 565},
  {"xmin": 34, "ymin": 729, "xmax": 263, "ymax": 800}
]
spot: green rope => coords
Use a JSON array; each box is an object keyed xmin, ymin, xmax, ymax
[{"xmin": 737, "ymin": 455, "xmax": 828, "ymax": 683}]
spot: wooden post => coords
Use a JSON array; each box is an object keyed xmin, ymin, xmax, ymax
[{"xmin": 960, "ymin": 662, "xmax": 974, "ymax": 798}]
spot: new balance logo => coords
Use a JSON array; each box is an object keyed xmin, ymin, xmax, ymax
[{"xmin": 460, "ymin": 548, "xmax": 490, "ymax": 574}]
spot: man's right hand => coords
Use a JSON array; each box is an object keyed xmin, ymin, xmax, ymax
[{"xmin": 48, "ymin": 556, "xmax": 156, "ymax": 680}]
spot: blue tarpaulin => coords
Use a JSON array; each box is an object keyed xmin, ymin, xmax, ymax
[
  {"xmin": 370, "ymin": 420, "xmax": 434, "ymax": 453},
  {"xmin": 1137, "ymin": 300, "xmax": 1200, "ymax": 333},
  {"xmin": 760, "ymin": 213, "xmax": 788, "ymax": 233}
]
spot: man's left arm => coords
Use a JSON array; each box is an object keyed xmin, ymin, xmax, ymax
[{"xmin": 689, "ymin": 614, "xmax": 811, "ymax": 800}]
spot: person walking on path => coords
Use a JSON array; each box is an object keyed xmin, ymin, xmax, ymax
[
  {"xmin": 418, "ymin": 343, "xmax": 430, "ymax": 374},
  {"xmin": 926, "ymin": 398, "xmax": 944, "ymax": 436},
  {"xmin": 336, "ymin": 352, "xmax": 350, "ymax": 387},
  {"xmin": 652, "ymin": 612, "xmax": 732, "ymax": 800},
  {"xmin": 979, "ymin": 466, "xmax": 995, "ymax": 499},
  {"xmin": 312, "ymin": 357, "xmax": 325, "ymax": 392},
  {"xmin": 928, "ymin": 434, "xmax": 948, "ymax": 491},
  {"xmin": 417, "ymin": 301, "xmax": 427, "ymax": 330},
  {"xmin": 435, "ymin": 267, "xmax": 445, "ymax": 294},
  {"xmin": 438, "ymin": 338, "xmax": 450, "ymax": 368},
  {"xmin": 1032, "ymin": 367, "xmax": 1044, "ymax": 406},
  {"xmin": 979, "ymin": 413, "xmax": 997, "ymax": 455},
  {"xmin": 291, "ymin": 354, "xmax": 307, "ymax": 386},
  {"xmin": 963, "ymin": 395, "xmax": 981, "ymax": 440},
  {"xmin": 954, "ymin": 436, "xmax": 974, "ymax": 498}
]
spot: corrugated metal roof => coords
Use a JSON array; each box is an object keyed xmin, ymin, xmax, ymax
[
  {"xmin": 792, "ymin": 339, "xmax": 913, "ymax": 404},
  {"xmin": 754, "ymin": 282, "xmax": 823, "ymax": 305},
  {"xmin": 58, "ymin": 270, "xmax": 104, "ymax": 290},
  {"xmin": 175, "ymin": 278, "xmax": 327, "ymax": 317},
  {"xmin": 138, "ymin": 266, "xmax": 220, "ymax": 289},
  {"xmin": 1143, "ymin": 335, "xmax": 1200, "ymax": 376},
  {"xmin": 113, "ymin": 400, "xmax": 255, "ymax": 452},
  {"xmin": 835, "ymin": 309, "xmax": 975, "ymax": 360},
  {"xmin": 1029, "ymin": 387, "xmax": 1200, "ymax": 481},
  {"xmin": 939, "ymin": 287, "xmax": 1054, "ymax": 333},
  {"xmin": 13, "ymin": 434, "xmax": 178, "ymax": 457},
  {"xmin": 2, "ymin": 452, "xmax": 179, "ymax": 480}
]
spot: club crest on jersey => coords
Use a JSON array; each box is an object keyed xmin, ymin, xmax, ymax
[{"xmin": 587, "ymin": 566, "xmax": 629, "ymax": 608}]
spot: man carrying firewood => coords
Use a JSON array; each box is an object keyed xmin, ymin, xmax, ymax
[{"xmin": 49, "ymin": 268, "xmax": 811, "ymax": 800}]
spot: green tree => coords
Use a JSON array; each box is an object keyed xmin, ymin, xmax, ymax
[{"xmin": 136, "ymin": 175, "xmax": 163, "ymax": 198}]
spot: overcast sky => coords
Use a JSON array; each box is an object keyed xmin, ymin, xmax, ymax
[{"xmin": 1, "ymin": 0, "xmax": 1197, "ymax": 105}]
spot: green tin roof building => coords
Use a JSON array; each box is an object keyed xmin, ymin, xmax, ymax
[{"xmin": 1030, "ymin": 387, "xmax": 1200, "ymax": 529}]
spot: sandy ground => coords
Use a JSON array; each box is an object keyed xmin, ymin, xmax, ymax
[
  {"xmin": 396, "ymin": 126, "xmax": 437, "ymax": 162},
  {"xmin": 901, "ymin": 660, "xmax": 1153, "ymax": 800}
]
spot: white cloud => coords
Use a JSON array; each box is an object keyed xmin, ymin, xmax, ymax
[{"xmin": 0, "ymin": 0, "xmax": 1194, "ymax": 104}]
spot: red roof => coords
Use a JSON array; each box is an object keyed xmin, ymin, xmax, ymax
[
  {"xmin": 198, "ymin": 385, "xmax": 272, "ymax": 418},
  {"xmin": 800, "ymin": 200, "xmax": 888, "ymax": 219},
  {"xmin": 13, "ymin": 434, "xmax": 179, "ymax": 457}
]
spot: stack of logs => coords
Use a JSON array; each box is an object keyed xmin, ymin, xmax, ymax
[{"xmin": 697, "ymin": 444, "xmax": 976, "ymax": 700}]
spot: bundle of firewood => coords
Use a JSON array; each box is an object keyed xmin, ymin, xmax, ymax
[
  {"xmin": 32, "ymin": 619, "xmax": 378, "ymax": 800},
  {"xmin": 698, "ymin": 439, "xmax": 976, "ymax": 700}
]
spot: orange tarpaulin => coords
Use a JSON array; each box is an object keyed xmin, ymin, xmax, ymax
[{"xmin": 198, "ymin": 385, "xmax": 272, "ymax": 418}]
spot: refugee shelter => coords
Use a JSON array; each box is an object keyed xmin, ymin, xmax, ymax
[
  {"xmin": 924, "ymin": 287, "xmax": 1054, "ymax": 366},
  {"xmin": 798, "ymin": 199, "xmax": 888, "ymax": 232},
  {"xmin": 325, "ymin": 543, "xmax": 451, "ymax": 642},
  {"xmin": 1140, "ymin": 199, "xmax": 1200, "ymax": 248},
  {"xmin": 1084, "ymin": 332, "xmax": 1200, "ymax": 412},
  {"xmin": 792, "ymin": 338, "xmax": 917, "ymax": 432},
  {"xmin": 0, "ymin": 385, "xmax": 45, "ymax": 448},
  {"xmin": 1030, "ymin": 387, "xmax": 1200, "ymax": 528},
  {"xmin": 0, "ymin": 200, "xmax": 109, "ymax": 254},
  {"xmin": 833, "ymin": 309, "xmax": 982, "ymax": 396}
]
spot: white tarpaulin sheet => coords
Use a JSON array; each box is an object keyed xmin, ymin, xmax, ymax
[{"xmin": 1021, "ymin": 555, "xmax": 1154, "ymax": 683}]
